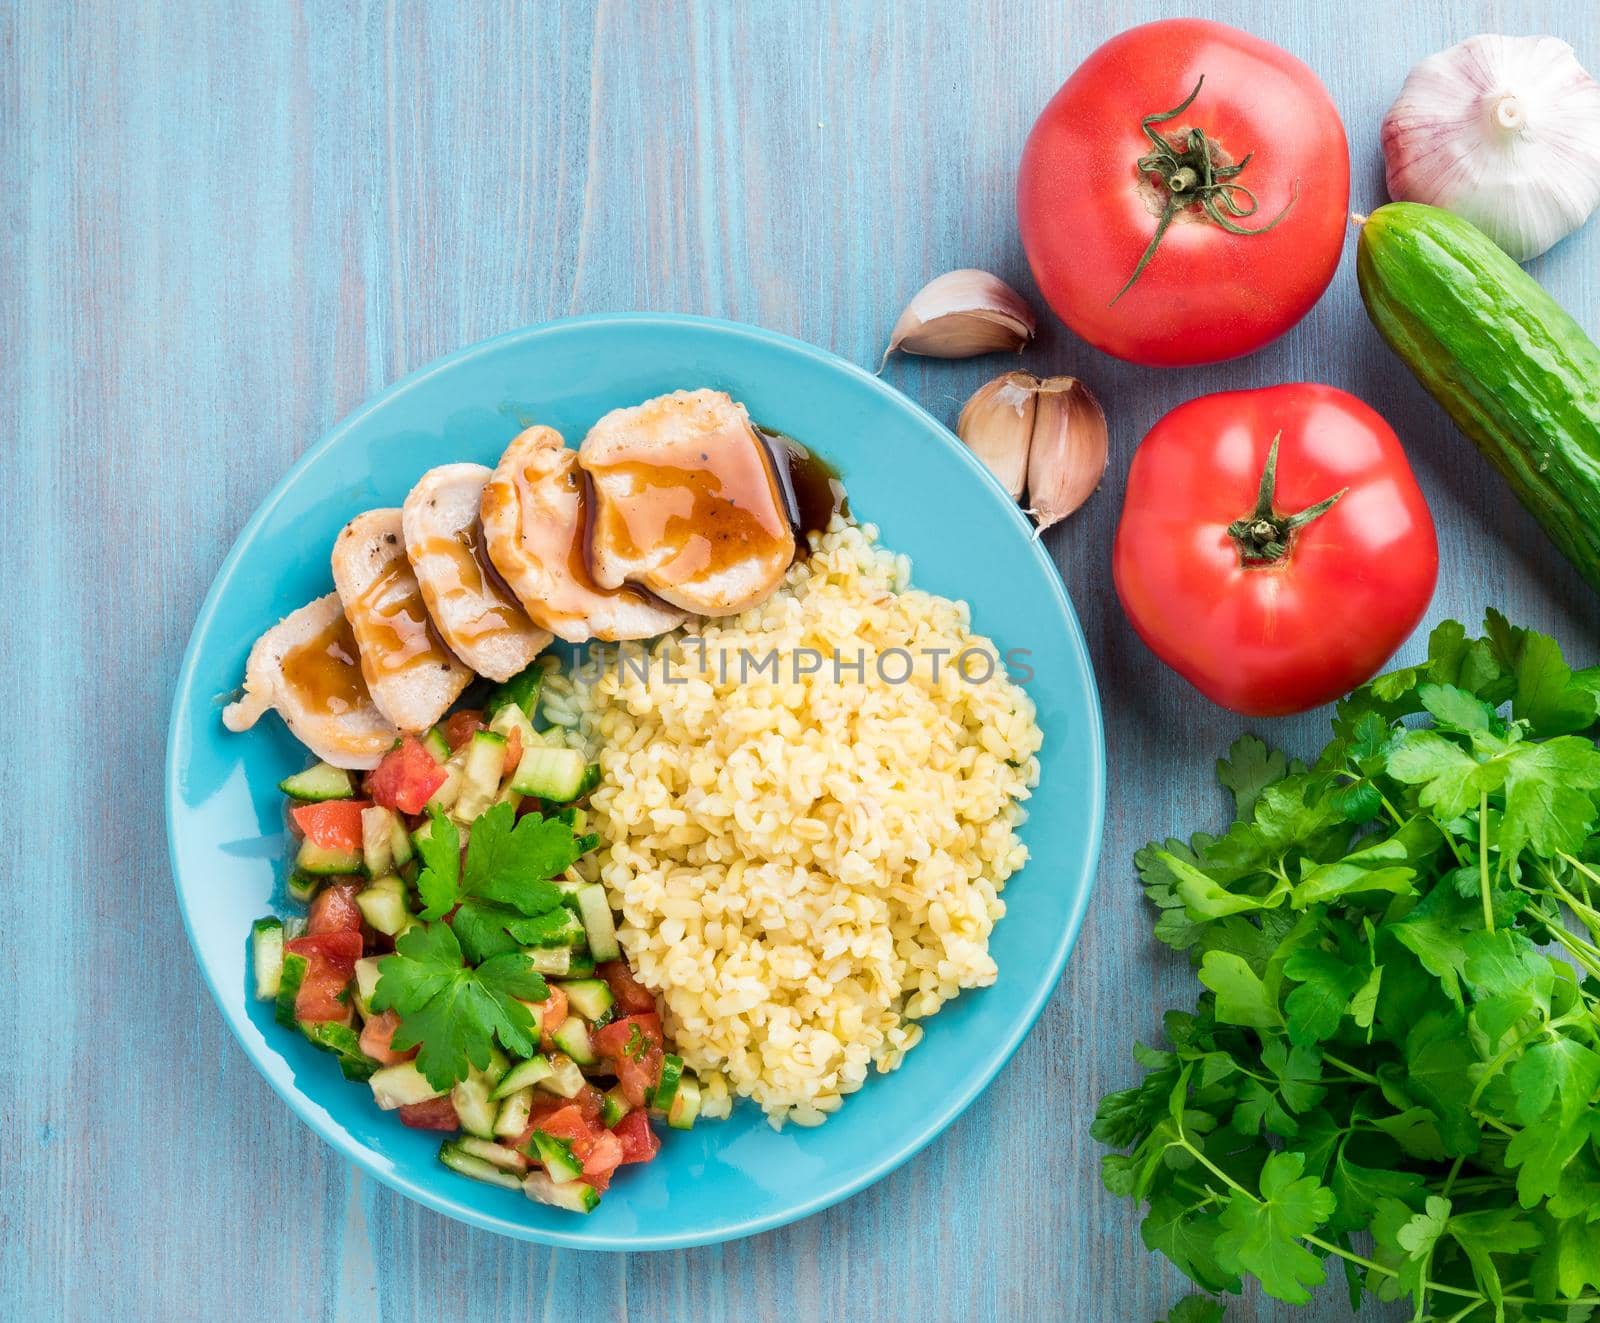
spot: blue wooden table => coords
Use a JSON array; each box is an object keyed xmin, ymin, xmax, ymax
[{"xmin": 6, "ymin": 2, "xmax": 1599, "ymax": 1320}]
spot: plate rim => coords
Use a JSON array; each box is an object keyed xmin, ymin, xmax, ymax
[{"xmin": 164, "ymin": 311, "xmax": 1106, "ymax": 1250}]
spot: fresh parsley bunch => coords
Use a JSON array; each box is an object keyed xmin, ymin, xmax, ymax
[
  {"xmin": 372, "ymin": 801, "xmax": 589, "ymax": 1090},
  {"xmin": 1099, "ymin": 613, "xmax": 1600, "ymax": 1322}
]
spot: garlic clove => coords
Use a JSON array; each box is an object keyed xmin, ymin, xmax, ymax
[
  {"xmin": 881, "ymin": 269, "xmax": 1037, "ymax": 370},
  {"xmin": 956, "ymin": 371, "xmax": 1038, "ymax": 499},
  {"xmin": 1382, "ymin": 34, "xmax": 1600, "ymax": 261},
  {"xmin": 1026, "ymin": 376, "xmax": 1108, "ymax": 530}
]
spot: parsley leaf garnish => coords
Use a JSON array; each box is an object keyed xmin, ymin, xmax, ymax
[
  {"xmin": 414, "ymin": 803, "xmax": 461, "ymax": 920},
  {"xmin": 1098, "ymin": 615, "xmax": 1600, "ymax": 1321},
  {"xmin": 371, "ymin": 920, "xmax": 549, "ymax": 1090}
]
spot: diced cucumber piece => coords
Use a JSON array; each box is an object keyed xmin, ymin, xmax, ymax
[
  {"xmin": 574, "ymin": 833, "xmax": 601, "ymax": 856},
  {"xmin": 539, "ymin": 1054, "xmax": 587, "ymax": 1099},
  {"xmin": 522, "ymin": 1170, "xmax": 599, "ymax": 1214},
  {"xmin": 421, "ymin": 726, "xmax": 451, "ymax": 764},
  {"xmin": 527, "ymin": 1131, "xmax": 585, "ymax": 1183},
  {"xmin": 601, "ymin": 1086, "xmax": 630, "ymax": 1128},
  {"xmin": 558, "ymin": 978, "xmax": 614, "ymax": 1022},
  {"xmin": 369, "ymin": 1061, "xmax": 446, "ymax": 1110},
  {"xmin": 494, "ymin": 1085, "xmax": 534, "ymax": 1138},
  {"xmin": 252, "ymin": 917, "xmax": 285, "ymax": 1000},
  {"xmin": 651, "ymin": 1054, "xmax": 685, "ymax": 1114},
  {"xmin": 283, "ymin": 915, "xmax": 307, "ymax": 941},
  {"xmin": 389, "ymin": 815, "xmax": 415, "ymax": 867},
  {"xmin": 565, "ymin": 949, "xmax": 597, "ymax": 978},
  {"xmin": 493, "ymin": 783, "xmax": 525, "ymax": 812},
  {"xmin": 574, "ymin": 763, "xmax": 602, "ymax": 800},
  {"xmin": 523, "ymin": 947, "xmax": 572, "ymax": 976},
  {"xmin": 456, "ymin": 1135, "xmax": 529, "ymax": 1173},
  {"xmin": 493, "ymin": 1054, "xmax": 553, "ymax": 1100},
  {"xmin": 286, "ymin": 871, "xmax": 321, "ymax": 905},
  {"xmin": 453, "ymin": 1075, "xmax": 498, "ymax": 1139},
  {"xmin": 439, "ymin": 1141, "xmax": 523, "ymax": 1191},
  {"xmin": 278, "ymin": 761, "xmax": 356, "ymax": 802},
  {"xmin": 361, "ymin": 805, "xmax": 396, "ymax": 876},
  {"xmin": 510, "ymin": 746, "xmax": 587, "ymax": 802},
  {"xmin": 667, "ymin": 1073, "xmax": 701, "ymax": 1130},
  {"xmin": 352, "ymin": 957, "xmax": 383, "ymax": 1017},
  {"xmin": 551, "ymin": 1016, "xmax": 596, "ymax": 1066},
  {"xmin": 300, "ymin": 1020, "xmax": 378, "ymax": 1081},
  {"xmin": 488, "ymin": 701, "xmax": 536, "ymax": 752},
  {"xmin": 426, "ymin": 745, "xmax": 469, "ymax": 814},
  {"xmin": 569, "ymin": 807, "xmax": 590, "ymax": 834},
  {"xmin": 355, "ymin": 875, "xmax": 409, "ymax": 936},
  {"xmin": 295, "ymin": 838, "xmax": 365, "ymax": 877},
  {"xmin": 573, "ymin": 886, "xmax": 620, "ymax": 962},
  {"xmin": 453, "ymin": 730, "xmax": 508, "ymax": 823},
  {"xmin": 275, "ymin": 953, "xmax": 309, "ymax": 1028},
  {"xmin": 515, "ymin": 906, "xmax": 585, "ymax": 949},
  {"xmin": 486, "ymin": 663, "xmax": 544, "ymax": 719}
]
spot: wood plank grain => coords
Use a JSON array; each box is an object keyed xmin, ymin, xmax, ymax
[{"xmin": 4, "ymin": 1, "xmax": 1598, "ymax": 1321}]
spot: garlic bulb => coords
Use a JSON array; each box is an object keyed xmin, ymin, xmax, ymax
[
  {"xmin": 1382, "ymin": 35, "xmax": 1600, "ymax": 260},
  {"xmin": 880, "ymin": 269, "xmax": 1036, "ymax": 370},
  {"xmin": 956, "ymin": 372, "xmax": 1108, "ymax": 528}
]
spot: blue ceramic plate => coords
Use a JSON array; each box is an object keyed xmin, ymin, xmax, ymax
[{"xmin": 165, "ymin": 314, "xmax": 1105, "ymax": 1249}]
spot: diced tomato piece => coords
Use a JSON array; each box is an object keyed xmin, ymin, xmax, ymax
[
  {"xmin": 524, "ymin": 986, "xmax": 567, "ymax": 1048},
  {"xmin": 357, "ymin": 1009, "xmax": 415, "ymax": 1066},
  {"xmin": 583, "ymin": 1168, "xmax": 613, "ymax": 1195},
  {"xmin": 442, "ymin": 710, "xmax": 485, "ymax": 751},
  {"xmin": 594, "ymin": 1013, "xmax": 665, "ymax": 1109},
  {"xmin": 398, "ymin": 1095, "xmax": 459, "ymax": 1131},
  {"xmin": 612, "ymin": 1110, "xmax": 660, "ymax": 1165},
  {"xmin": 598, "ymin": 961, "xmax": 657, "ymax": 1016},
  {"xmin": 307, "ymin": 883, "xmax": 363, "ymax": 936},
  {"xmin": 581, "ymin": 1130, "xmax": 624, "ymax": 1180},
  {"xmin": 290, "ymin": 799, "xmax": 370, "ymax": 851},
  {"xmin": 285, "ymin": 930, "xmax": 362, "ymax": 1022},
  {"xmin": 572, "ymin": 1083, "xmax": 605, "ymax": 1127},
  {"xmin": 503, "ymin": 726, "xmax": 523, "ymax": 778},
  {"xmin": 368, "ymin": 735, "xmax": 448, "ymax": 815},
  {"xmin": 518, "ymin": 1103, "xmax": 600, "ymax": 1159}
]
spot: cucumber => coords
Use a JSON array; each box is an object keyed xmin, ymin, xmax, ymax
[
  {"xmin": 300, "ymin": 1021, "xmax": 378, "ymax": 1081},
  {"xmin": 651, "ymin": 1054, "xmax": 684, "ymax": 1114},
  {"xmin": 352, "ymin": 956, "xmax": 383, "ymax": 1017},
  {"xmin": 356, "ymin": 875, "xmax": 410, "ymax": 936},
  {"xmin": 493, "ymin": 1055, "xmax": 554, "ymax": 1100},
  {"xmin": 421, "ymin": 726, "xmax": 451, "ymax": 764},
  {"xmin": 295, "ymin": 838, "xmax": 365, "ymax": 877},
  {"xmin": 550, "ymin": 1016, "xmax": 596, "ymax": 1066},
  {"xmin": 455, "ymin": 1135, "xmax": 529, "ymax": 1173},
  {"xmin": 426, "ymin": 745, "xmax": 469, "ymax": 814},
  {"xmin": 565, "ymin": 948, "xmax": 597, "ymax": 978},
  {"xmin": 573, "ymin": 763, "xmax": 602, "ymax": 800},
  {"xmin": 274, "ymin": 953, "xmax": 309, "ymax": 1027},
  {"xmin": 539, "ymin": 1053, "xmax": 588, "ymax": 1099},
  {"xmin": 667, "ymin": 1073, "xmax": 701, "ymax": 1130},
  {"xmin": 523, "ymin": 947, "xmax": 573, "ymax": 977},
  {"xmin": 486, "ymin": 662, "xmax": 544, "ymax": 719},
  {"xmin": 454, "ymin": 730, "xmax": 508, "ymax": 822},
  {"xmin": 494, "ymin": 1085, "xmax": 535, "ymax": 1138},
  {"xmin": 1357, "ymin": 202, "xmax": 1600, "ymax": 593},
  {"xmin": 286, "ymin": 871, "xmax": 321, "ymax": 905},
  {"xmin": 488, "ymin": 701, "xmax": 536, "ymax": 752},
  {"xmin": 515, "ymin": 906, "xmax": 585, "ymax": 950},
  {"xmin": 522, "ymin": 1170, "xmax": 599, "ymax": 1214},
  {"xmin": 361, "ymin": 805, "xmax": 397, "ymax": 876},
  {"xmin": 439, "ymin": 1141, "xmax": 523, "ymax": 1191},
  {"xmin": 526, "ymin": 1131, "xmax": 585, "ymax": 1183},
  {"xmin": 572, "ymin": 886, "xmax": 620, "ymax": 962},
  {"xmin": 452, "ymin": 1055, "xmax": 507, "ymax": 1140},
  {"xmin": 279, "ymin": 761, "xmax": 355, "ymax": 802},
  {"xmin": 558, "ymin": 977, "xmax": 614, "ymax": 1022},
  {"xmin": 511, "ymin": 746, "xmax": 588, "ymax": 802},
  {"xmin": 369, "ymin": 1061, "xmax": 446, "ymax": 1110},
  {"xmin": 252, "ymin": 917, "xmax": 285, "ymax": 999},
  {"xmin": 389, "ymin": 815, "xmax": 415, "ymax": 868},
  {"xmin": 601, "ymin": 1086, "xmax": 630, "ymax": 1128}
]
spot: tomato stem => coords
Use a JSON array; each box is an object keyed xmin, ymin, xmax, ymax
[
  {"xmin": 1109, "ymin": 77, "xmax": 1300, "ymax": 306},
  {"xmin": 1226, "ymin": 433, "xmax": 1347, "ymax": 564}
]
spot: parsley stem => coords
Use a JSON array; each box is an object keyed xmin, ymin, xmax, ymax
[
  {"xmin": 1467, "ymin": 1010, "xmax": 1585, "ymax": 1110},
  {"xmin": 1479, "ymin": 791, "xmax": 1493, "ymax": 933},
  {"xmin": 1320, "ymin": 1051, "xmax": 1380, "ymax": 1085}
]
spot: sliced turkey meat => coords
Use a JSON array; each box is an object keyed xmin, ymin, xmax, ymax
[
  {"xmin": 401, "ymin": 463, "xmax": 553, "ymax": 682},
  {"xmin": 222, "ymin": 592, "xmax": 398, "ymax": 769},
  {"xmin": 331, "ymin": 509, "xmax": 474, "ymax": 731},
  {"xmin": 578, "ymin": 388, "xmax": 795, "ymax": 616},
  {"xmin": 479, "ymin": 425, "xmax": 687, "ymax": 644}
]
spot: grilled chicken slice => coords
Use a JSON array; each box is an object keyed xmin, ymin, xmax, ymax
[
  {"xmin": 401, "ymin": 463, "xmax": 553, "ymax": 682},
  {"xmin": 578, "ymin": 389, "xmax": 795, "ymax": 616},
  {"xmin": 480, "ymin": 425, "xmax": 687, "ymax": 644},
  {"xmin": 331, "ymin": 509, "xmax": 474, "ymax": 731},
  {"xmin": 222, "ymin": 593, "xmax": 398, "ymax": 769}
]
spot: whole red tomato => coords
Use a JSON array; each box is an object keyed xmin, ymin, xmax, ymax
[
  {"xmin": 1113, "ymin": 385, "xmax": 1437, "ymax": 716},
  {"xmin": 1017, "ymin": 20, "xmax": 1349, "ymax": 367}
]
